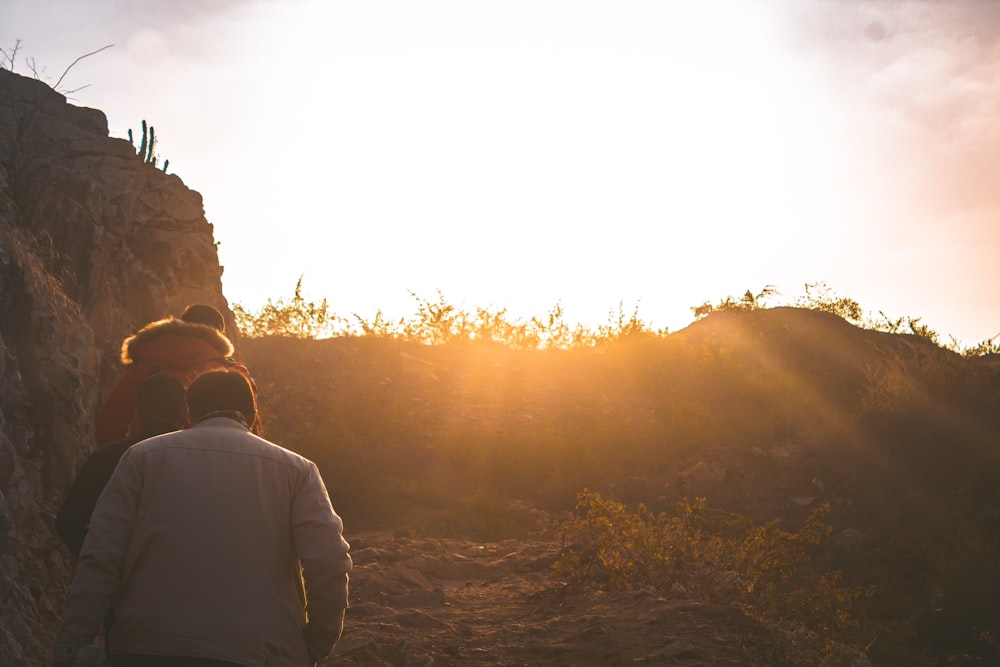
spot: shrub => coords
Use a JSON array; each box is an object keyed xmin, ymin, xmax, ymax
[
  {"xmin": 238, "ymin": 279, "xmax": 995, "ymax": 355},
  {"xmin": 689, "ymin": 282, "xmax": 1000, "ymax": 355},
  {"xmin": 552, "ymin": 490, "xmax": 871, "ymax": 641},
  {"xmin": 795, "ymin": 282, "xmax": 863, "ymax": 322},
  {"xmin": 691, "ymin": 285, "xmax": 779, "ymax": 318},
  {"xmin": 233, "ymin": 276, "xmax": 348, "ymax": 338},
  {"xmin": 235, "ymin": 284, "xmax": 667, "ymax": 348}
]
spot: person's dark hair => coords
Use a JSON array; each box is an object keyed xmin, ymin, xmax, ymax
[
  {"xmin": 181, "ymin": 304, "xmax": 226, "ymax": 332},
  {"xmin": 187, "ymin": 370, "xmax": 256, "ymax": 425},
  {"xmin": 136, "ymin": 372, "xmax": 187, "ymax": 430}
]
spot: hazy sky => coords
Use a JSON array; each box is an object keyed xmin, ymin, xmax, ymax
[{"xmin": 2, "ymin": 0, "xmax": 998, "ymax": 345}]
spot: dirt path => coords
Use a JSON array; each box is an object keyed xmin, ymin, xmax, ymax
[{"xmin": 322, "ymin": 533, "xmax": 829, "ymax": 667}]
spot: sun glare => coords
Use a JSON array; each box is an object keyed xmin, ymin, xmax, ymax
[{"xmin": 219, "ymin": 2, "xmax": 876, "ymax": 336}]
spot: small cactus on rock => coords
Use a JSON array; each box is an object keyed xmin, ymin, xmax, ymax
[{"xmin": 129, "ymin": 119, "xmax": 169, "ymax": 171}]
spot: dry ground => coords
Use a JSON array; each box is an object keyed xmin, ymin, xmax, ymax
[{"xmin": 323, "ymin": 532, "xmax": 846, "ymax": 667}]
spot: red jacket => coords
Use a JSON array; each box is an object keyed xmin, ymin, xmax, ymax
[{"xmin": 95, "ymin": 318, "xmax": 258, "ymax": 445}]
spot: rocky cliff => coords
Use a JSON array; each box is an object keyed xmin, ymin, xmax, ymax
[{"xmin": 0, "ymin": 70, "xmax": 235, "ymax": 664}]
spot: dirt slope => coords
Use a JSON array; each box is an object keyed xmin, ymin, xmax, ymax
[{"xmin": 325, "ymin": 532, "xmax": 840, "ymax": 667}]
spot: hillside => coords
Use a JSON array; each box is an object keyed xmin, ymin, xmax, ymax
[{"xmin": 243, "ymin": 308, "xmax": 1000, "ymax": 665}]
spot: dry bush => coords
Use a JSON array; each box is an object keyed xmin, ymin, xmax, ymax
[
  {"xmin": 235, "ymin": 284, "xmax": 666, "ymax": 348},
  {"xmin": 552, "ymin": 490, "xmax": 872, "ymax": 646}
]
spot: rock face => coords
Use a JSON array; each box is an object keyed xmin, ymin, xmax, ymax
[{"xmin": 0, "ymin": 70, "xmax": 235, "ymax": 664}]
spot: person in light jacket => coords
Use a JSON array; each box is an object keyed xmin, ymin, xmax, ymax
[{"xmin": 55, "ymin": 370, "xmax": 351, "ymax": 667}]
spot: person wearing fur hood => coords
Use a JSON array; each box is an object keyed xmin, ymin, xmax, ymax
[{"xmin": 94, "ymin": 305, "xmax": 258, "ymax": 446}]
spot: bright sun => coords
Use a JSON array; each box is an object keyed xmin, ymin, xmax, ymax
[{"xmin": 218, "ymin": 1, "xmax": 854, "ymax": 333}]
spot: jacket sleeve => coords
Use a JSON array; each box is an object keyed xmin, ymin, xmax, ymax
[
  {"xmin": 291, "ymin": 462, "xmax": 352, "ymax": 663},
  {"xmin": 94, "ymin": 365, "xmax": 148, "ymax": 446},
  {"xmin": 54, "ymin": 447, "xmax": 142, "ymax": 655}
]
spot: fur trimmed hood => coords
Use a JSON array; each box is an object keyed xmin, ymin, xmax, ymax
[{"xmin": 121, "ymin": 317, "xmax": 235, "ymax": 365}]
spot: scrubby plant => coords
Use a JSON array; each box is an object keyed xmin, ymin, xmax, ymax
[
  {"xmin": 552, "ymin": 490, "xmax": 871, "ymax": 642},
  {"xmin": 795, "ymin": 282, "xmax": 863, "ymax": 322},
  {"xmin": 238, "ymin": 279, "xmax": 993, "ymax": 356},
  {"xmin": 233, "ymin": 276, "xmax": 348, "ymax": 338},
  {"xmin": 235, "ymin": 285, "xmax": 666, "ymax": 348},
  {"xmin": 958, "ymin": 335, "xmax": 1000, "ymax": 357},
  {"xmin": 0, "ymin": 39, "xmax": 22, "ymax": 71},
  {"xmin": 691, "ymin": 284, "xmax": 779, "ymax": 318},
  {"xmin": 2, "ymin": 39, "xmax": 113, "ymax": 96},
  {"xmin": 690, "ymin": 282, "xmax": 1000, "ymax": 355}
]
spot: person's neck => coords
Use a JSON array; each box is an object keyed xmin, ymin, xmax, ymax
[{"xmin": 195, "ymin": 410, "xmax": 248, "ymax": 427}]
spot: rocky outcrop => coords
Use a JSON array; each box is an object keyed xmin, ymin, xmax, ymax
[{"xmin": 0, "ymin": 70, "xmax": 235, "ymax": 664}]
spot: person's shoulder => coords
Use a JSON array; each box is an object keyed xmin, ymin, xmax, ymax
[
  {"xmin": 247, "ymin": 433, "xmax": 317, "ymax": 469},
  {"xmin": 256, "ymin": 434, "xmax": 311, "ymax": 460},
  {"xmin": 71, "ymin": 436, "xmax": 140, "ymax": 482},
  {"xmin": 125, "ymin": 430, "xmax": 184, "ymax": 456},
  {"xmin": 87, "ymin": 436, "xmax": 139, "ymax": 464}
]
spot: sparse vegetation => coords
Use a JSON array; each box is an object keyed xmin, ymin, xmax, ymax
[
  {"xmin": 0, "ymin": 39, "xmax": 22, "ymax": 71},
  {"xmin": 552, "ymin": 491, "xmax": 872, "ymax": 649},
  {"xmin": 1, "ymin": 41, "xmax": 171, "ymax": 174},
  {"xmin": 235, "ymin": 279, "xmax": 998, "ymax": 357},
  {"xmin": 691, "ymin": 284, "xmax": 781, "ymax": 318},
  {"xmin": 1, "ymin": 39, "xmax": 113, "ymax": 96},
  {"xmin": 234, "ymin": 280, "xmax": 666, "ymax": 349},
  {"xmin": 694, "ymin": 281, "xmax": 998, "ymax": 356},
  {"xmin": 233, "ymin": 276, "xmax": 345, "ymax": 339}
]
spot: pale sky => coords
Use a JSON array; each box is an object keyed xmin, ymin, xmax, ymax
[{"xmin": 2, "ymin": 0, "xmax": 998, "ymax": 346}]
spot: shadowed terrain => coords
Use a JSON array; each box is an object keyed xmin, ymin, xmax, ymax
[{"xmin": 243, "ymin": 308, "xmax": 1000, "ymax": 666}]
